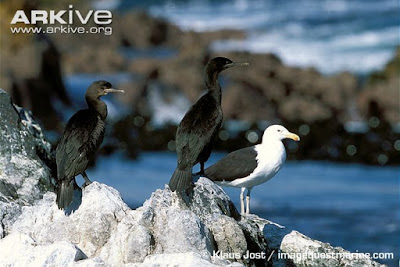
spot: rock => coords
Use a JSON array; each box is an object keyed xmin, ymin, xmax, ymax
[
  {"xmin": 129, "ymin": 252, "xmax": 235, "ymax": 267},
  {"xmin": 0, "ymin": 233, "xmax": 87, "ymax": 267},
  {"xmin": 280, "ymin": 231, "xmax": 385, "ymax": 267},
  {"xmin": 0, "ymin": 201, "xmax": 22, "ymax": 238},
  {"xmin": 64, "ymin": 45, "xmax": 126, "ymax": 74},
  {"xmin": 358, "ymin": 47, "xmax": 400, "ymax": 124},
  {"xmin": 2, "ymin": 180, "xmax": 263, "ymax": 266},
  {"xmin": 1, "ymin": 178, "xmax": 386, "ymax": 266},
  {"xmin": 0, "ymin": 89, "xmax": 54, "ymax": 204},
  {"xmin": 0, "ymin": 89, "xmax": 55, "ymax": 238}
]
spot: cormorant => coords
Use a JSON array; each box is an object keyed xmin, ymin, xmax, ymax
[
  {"xmin": 169, "ymin": 57, "xmax": 249, "ymax": 192},
  {"xmin": 56, "ymin": 80, "xmax": 124, "ymax": 209},
  {"xmin": 204, "ymin": 125, "xmax": 300, "ymax": 215}
]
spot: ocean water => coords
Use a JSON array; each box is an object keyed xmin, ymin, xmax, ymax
[
  {"xmin": 84, "ymin": 152, "xmax": 400, "ymax": 266},
  {"xmin": 118, "ymin": 0, "xmax": 399, "ymax": 74}
]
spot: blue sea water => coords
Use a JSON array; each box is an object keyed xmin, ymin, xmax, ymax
[
  {"xmin": 84, "ymin": 152, "xmax": 400, "ymax": 266},
  {"xmin": 115, "ymin": 0, "xmax": 399, "ymax": 74}
]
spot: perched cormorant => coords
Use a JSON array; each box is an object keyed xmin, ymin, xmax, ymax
[
  {"xmin": 204, "ymin": 125, "xmax": 300, "ymax": 215},
  {"xmin": 169, "ymin": 57, "xmax": 249, "ymax": 192},
  {"xmin": 56, "ymin": 80, "xmax": 124, "ymax": 209}
]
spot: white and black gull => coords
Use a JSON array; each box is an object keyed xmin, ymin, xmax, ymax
[{"xmin": 204, "ymin": 125, "xmax": 300, "ymax": 215}]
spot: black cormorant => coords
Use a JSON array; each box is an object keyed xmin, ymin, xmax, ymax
[
  {"xmin": 169, "ymin": 57, "xmax": 249, "ymax": 192},
  {"xmin": 204, "ymin": 125, "xmax": 300, "ymax": 215},
  {"xmin": 56, "ymin": 80, "xmax": 124, "ymax": 209}
]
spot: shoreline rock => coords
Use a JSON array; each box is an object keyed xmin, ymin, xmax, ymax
[
  {"xmin": 0, "ymin": 181, "xmax": 386, "ymax": 267},
  {"xmin": 0, "ymin": 89, "xmax": 56, "ymax": 238}
]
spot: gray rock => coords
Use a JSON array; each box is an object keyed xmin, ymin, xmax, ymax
[
  {"xmin": 0, "ymin": 201, "xmax": 21, "ymax": 238},
  {"xmin": 0, "ymin": 174, "xmax": 386, "ymax": 266},
  {"xmin": 0, "ymin": 89, "xmax": 55, "ymax": 238},
  {"xmin": 279, "ymin": 231, "xmax": 386, "ymax": 267},
  {"xmin": 1, "ymin": 180, "xmax": 267, "ymax": 266},
  {"xmin": 250, "ymin": 216, "xmax": 387, "ymax": 267}
]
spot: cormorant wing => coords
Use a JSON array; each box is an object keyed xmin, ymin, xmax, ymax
[
  {"xmin": 56, "ymin": 109, "xmax": 104, "ymax": 180},
  {"xmin": 205, "ymin": 147, "xmax": 258, "ymax": 181},
  {"xmin": 176, "ymin": 94, "xmax": 222, "ymax": 166}
]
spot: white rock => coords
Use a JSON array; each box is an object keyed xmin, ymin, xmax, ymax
[
  {"xmin": 0, "ymin": 89, "xmax": 55, "ymax": 239},
  {"xmin": 1, "ymin": 178, "xmax": 387, "ymax": 267},
  {"xmin": 128, "ymin": 252, "xmax": 218, "ymax": 267},
  {"xmin": 0, "ymin": 232, "xmax": 86, "ymax": 267},
  {"xmin": 0, "ymin": 201, "xmax": 21, "ymax": 238},
  {"xmin": 100, "ymin": 210, "xmax": 153, "ymax": 264},
  {"xmin": 279, "ymin": 230, "xmax": 386, "ymax": 267},
  {"xmin": 74, "ymin": 257, "xmax": 106, "ymax": 267},
  {"xmin": 11, "ymin": 183, "xmax": 129, "ymax": 260}
]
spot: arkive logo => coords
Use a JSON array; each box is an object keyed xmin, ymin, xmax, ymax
[
  {"xmin": 10, "ymin": 5, "xmax": 113, "ymax": 35},
  {"xmin": 11, "ymin": 5, "xmax": 112, "ymax": 25}
]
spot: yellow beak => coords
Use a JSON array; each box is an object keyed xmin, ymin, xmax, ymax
[{"xmin": 286, "ymin": 132, "xmax": 300, "ymax": 141}]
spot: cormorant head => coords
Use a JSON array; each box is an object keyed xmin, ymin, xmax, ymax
[
  {"xmin": 206, "ymin": 57, "xmax": 249, "ymax": 75},
  {"xmin": 263, "ymin": 125, "xmax": 300, "ymax": 143},
  {"xmin": 86, "ymin": 80, "xmax": 125, "ymax": 99}
]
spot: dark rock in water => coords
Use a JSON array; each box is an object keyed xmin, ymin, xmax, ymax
[
  {"xmin": 2, "ymin": 37, "xmax": 70, "ymax": 131},
  {"xmin": 358, "ymin": 47, "xmax": 400, "ymax": 125},
  {"xmin": 0, "ymin": 89, "xmax": 55, "ymax": 237}
]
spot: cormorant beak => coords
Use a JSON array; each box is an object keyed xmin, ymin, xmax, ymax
[
  {"xmin": 224, "ymin": 62, "xmax": 249, "ymax": 69},
  {"xmin": 285, "ymin": 132, "xmax": 300, "ymax": 141},
  {"xmin": 104, "ymin": 88, "xmax": 125, "ymax": 95}
]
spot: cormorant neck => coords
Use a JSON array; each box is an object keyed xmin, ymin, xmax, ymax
[
  {"xmin": 86, "ymin": 96, "xmax": 107, "ymax": 120},
  {"xmin": 205, "ymin": 71, "xmax": 222, "ymax": 103},
  {"xmin": 205, "ymin": 70, "xmax": 220, "ymax": 89}
]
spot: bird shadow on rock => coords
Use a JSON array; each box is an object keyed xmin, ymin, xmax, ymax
[{"xmin": 63, "ymin": 186, "xmax": 82, "ymax": 215}]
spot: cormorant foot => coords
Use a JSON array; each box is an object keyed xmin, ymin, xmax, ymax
[
  {"xmin": 82, "ymin": 181, "xmax": 92, "ymax": 188},
  {"xmin": 194, "ymin": 171, "xmax": 205, "ymax": 176}
]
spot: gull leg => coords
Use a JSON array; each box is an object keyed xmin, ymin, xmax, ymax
[
  {"xmin": 82, "ymin": 171, "xmax": 92, "ymax": 187},
  {"xmin": 240, "ymin": 187, "xmax": 246, "ymax": 215},
  {"xmin": 246, "ymin": 188, "xmax": 252, "ymax": 215}
]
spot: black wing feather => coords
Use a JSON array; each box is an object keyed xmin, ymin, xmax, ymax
[
  {"xmin": 56, "ymin": 109, "xmax": 105, "ymax": 181},
  {"xmin": 205, "ymin": 147, "xmax": 258, "ymax": 182},
  {"xmin": 176, "ymin": 93, "xmax": 223, "ymax": 168}
]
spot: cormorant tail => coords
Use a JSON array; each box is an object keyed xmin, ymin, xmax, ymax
[
  {"xmin": 56, "ymin": 180, "xmax": 75, "ymax": 209},
  {"xmin": 169, "ymin": 168, "xmax": 192, "ymax": 192}
]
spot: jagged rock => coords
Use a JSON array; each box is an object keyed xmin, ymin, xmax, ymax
[
  {"xmin": 280, "ymin": 231, "xmax": 385, "ymax": 267},
  {"xmin": 129, "ymin": 252, "xmax": 241, "ymax": 267},
  {"xmin": 0, "ymin": 179, "xmax": 386, "ymax": 266},
  {"xmin": 358, "ymin": 47, "xmax": 400, "ymax": 124},
  {"xmin": 0, "ymin": 89, "xmax": 55, "ymax": 238},
  {"xmin": 1, "ymin": 180, "xmax": 265, "ymax": 266},
  {"xmin": 0, "ymin": 89, "xmax": 54, "ymax": 204},
  {"xmin": 0, "ymin": 201, "xmax": 21, "ymax": 238},
  {"xmin": 0, "ymin": 233, "xmax": 87, "ymax": 266}
]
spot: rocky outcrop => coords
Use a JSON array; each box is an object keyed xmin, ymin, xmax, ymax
[
  {"xmin": 358, "ymin": 47, "xmax": 400, "ymax": 125},
  {"xmin": 0, "ymin": 180, "xmax": 263, "ymax": 266},
  {"xmin": 264, "ymin": 222, "xmax": 385, "ymax": 267},
  {"xmin": 0, "ymin": 89, "xmax": 55, "ymax": 237},
  {"xmin": 0, "ymin": 180, "xmax": 386, "ymax": 267}
]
